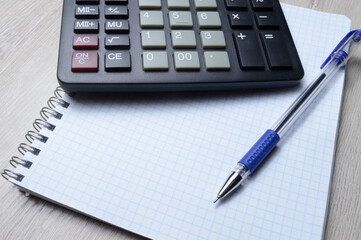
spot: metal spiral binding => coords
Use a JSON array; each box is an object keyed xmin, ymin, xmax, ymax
[{"xmin": 1, "ymin": 87, "xmax": 70, "ymax": 182}]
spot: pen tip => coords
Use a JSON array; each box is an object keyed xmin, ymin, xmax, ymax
[{"xmin": 213, "ymin": 197, "xmax": 219, "ymax": 203}]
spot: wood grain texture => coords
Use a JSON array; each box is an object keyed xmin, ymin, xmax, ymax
[{"xmin": 0, "ymin": 0, "xmax": 360, "ymax": 239}]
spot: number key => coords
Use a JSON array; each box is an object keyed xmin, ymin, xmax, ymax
[
  {"xmin": 139, "ymin": 0, "xmax": 162, "ymax": 9},
  {"xmin": 197, "ymin": 12, "xmax": 221, "ymax": 28},
  {"xmin": 194, "ymin": 0, "xmax": 217, "ymax": 10},
  {"xmin": 143, "ymin": 52, "xmax": 169, "ymax": 71},
  {"xmin": 200, "ymin": 31, "xmax": 226, "ymax": 48},
  {"xmin": 169, "ymin": 11, "xmax": 193, "ymax": 28},
  {"xmin": 141, "ymin": 31, "xmax": 166, "ymax": 49},
  {"xmin": 140, "ymin": 11, "xmax": 164, "ymax": 28},
  {"xmin": 171, "ymin": 30, "xmax": 196, "ymax": 48},
  {"xmin": 174, "ymin": 52, "xmax": 200, "ymax": 70}
]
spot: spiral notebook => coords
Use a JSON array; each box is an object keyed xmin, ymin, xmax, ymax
[{"xmin": 2, "ymin": 4, "xmax": 351, "ymax": 240}]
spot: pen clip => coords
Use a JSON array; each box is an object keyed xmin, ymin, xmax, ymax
[{"xmin": 320, "ymin": 29, "xmax": 361, "ymax": 69}]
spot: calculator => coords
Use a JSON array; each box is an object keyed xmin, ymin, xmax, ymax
[{"xmin": 57, "ymin": 0, "xmax": 304, "ymax": 92}]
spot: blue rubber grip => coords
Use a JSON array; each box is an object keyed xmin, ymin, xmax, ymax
[{"xmin": 238, "ymin": 129, "xmax": 280, "ymax": 174}]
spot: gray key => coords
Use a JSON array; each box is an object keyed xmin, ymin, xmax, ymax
[
  {"xmin": 167, "ymin": 0, "xmax": 190, "ymax": 9},
  {"xmin": 169, "ymin": 11, "xmax": 193, "ymax": 28},
  {"xmin": 139, "ymin": 0, "xmax": 162, "ymax": 9},
  {"xmin": 171, "ymin": 31, "xmax": 196, "ymax": 48},
  {"xmin": 140, "ymin": 11, "xmax": 164, "ymax": 28},
  {"xmin": 204, "ymin": 52, "xmax": 230, "ymax": 70},
  {"xmin": 141, "ymin": 31, "xmax": 166, "ymax": 49},
  {"xmin": 143, "ymin": 52, "xmax": 169, "ymax": 71},
  {"xmin": 174, "ymin": 51, "xmax": 200, "ymax": 70},
  {"xmin": 200, "ymin": 31, "xmax": 226, "ymax": 48},
  {"xmin": 197, "ymin": 12, "xmax": 221, "ymax": 28},
  {"xmin": 194, "ymin": 0, "xmax": 217, "ymax": 9}
]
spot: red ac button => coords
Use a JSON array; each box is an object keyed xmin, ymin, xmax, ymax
[{"xmin": 73, "ymin": 35, "xmax": 98, "ymax": 50}]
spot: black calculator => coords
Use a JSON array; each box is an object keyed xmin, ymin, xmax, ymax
[{"xmin": 57, "ymin": 0, "xmax": 304, "ymax": 92}]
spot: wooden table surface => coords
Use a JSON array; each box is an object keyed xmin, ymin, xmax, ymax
[{"xmin": 0, "ymin": 0, "xmax": 360, "ymax": 239}]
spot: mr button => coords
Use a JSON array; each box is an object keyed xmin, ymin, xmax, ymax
[{"xmin": 105, "ymin": 52, "xmax": 131, "ymax": 71}]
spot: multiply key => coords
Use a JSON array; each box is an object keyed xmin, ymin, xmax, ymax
[{"xmin": 105, "ymin": 20, "xmax": 129, "ymax": 33}]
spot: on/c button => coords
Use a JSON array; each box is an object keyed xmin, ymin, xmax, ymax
[{"xmin": 71, "ymin": 51, "xmax": 98, "ymax": 72}]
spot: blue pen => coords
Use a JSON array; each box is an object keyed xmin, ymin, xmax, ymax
[{"xmin": 214, "ymin": 30, "xmax": 361, "ymax": 203}]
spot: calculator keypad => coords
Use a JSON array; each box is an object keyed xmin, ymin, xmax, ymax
[{"xmin": 60, "ymin": 0, "xmax": 304, "ymax": 92}]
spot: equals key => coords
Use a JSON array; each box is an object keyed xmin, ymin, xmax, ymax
[{"xmin": 261, "ymin": 32, "xmax": 292, "ymax": 69}]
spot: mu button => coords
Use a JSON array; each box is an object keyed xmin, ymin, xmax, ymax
[{"xmin": 105, "ymin": 52, "xmax": 131, "ymax": 71}]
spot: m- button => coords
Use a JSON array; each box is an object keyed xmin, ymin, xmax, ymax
[{"xmin": 73, "ymin": 35, "xmax": 99, "ymax": 49}]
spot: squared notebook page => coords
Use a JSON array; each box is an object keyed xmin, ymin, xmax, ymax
[{"xmin": 11, "ymin": 4, "xmax": 350, "ymax": 240}]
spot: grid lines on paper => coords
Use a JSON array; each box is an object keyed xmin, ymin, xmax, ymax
[{"xmin": 13, "ymin": 4, "xmax": 351, "ymax": 240}]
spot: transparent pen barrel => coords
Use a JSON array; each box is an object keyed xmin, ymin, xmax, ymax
[{"xmin": 272, "ymin": 60, "xmax": 342, "ymax": 138}]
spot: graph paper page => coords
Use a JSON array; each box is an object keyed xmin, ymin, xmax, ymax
[{"xmin": 12, "ymin": 4, "xmax": 351, "ymax": 240}]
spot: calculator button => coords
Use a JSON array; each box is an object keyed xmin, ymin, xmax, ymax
[
  {"xmin": 204, "ymin": 52, "xmax": 230, "ymax": 70},
  {"xmin": 76, "ymin": 0, "xmax": 99, "ymax": 4},
  {"xmin": 251, "ymin": 0, "xmax": 273, "ymax": 10},
  {"xmin": 261, "ymin": 33, "xmax": 292, "ymax": 69},
  {"xmin": 200, "ymin": 31, "xmax": 226, "ymax": 48},
  {"xmin": 140, "ymin": 11, "xmax": 164, "ymax": 28},
  {"xmin": 72, "ymin": 52, "xmax": 98, "ymax": 72},
  {"xmin": 255, "ymin": 13, "xmax": 278, "ymax": 28},
  {"xmin": 73, "ymin": 35, "xmax": 99, "ymax": 50},
  {"xmin": 171, "ymin": 31, "xmax": 196, "ymax": 48},
  {"xmin": 105, "ymin": 0, "xmax": 128, "ymax": 5},
  {"xmin": 194, "ymin": 0, "xmax": 217, "ymax": 10},
  {"xmin": 105, "ymin": 52, "xmax": 131, "ymax": 71},
  {"xmin": 105, "ymin": 35, "xmax": 130, "ymax": 49},
  {"xmin": 143, "ymin": 52, "xmax": 169, "ymax": 71},
  {"xmin": 105, "ymin": 6, "xmax": 128, "ymax": 19},
  {"xmin": 174, "ymin": 52, "xmax": 200, "ymax": 70},
  {"xmin": 224, "ymin": 0, "xmax": 247, "ymax": 9},
  {"xmin": 197, "ymin": 12, "xmax": 221, "ymax": 29},
  {"xmin": 169, "ymin": 11, "xmax": 193, "ymax": 28},
  {"xmin": 74, "ymin": 20, "xmax": 99, "ymax": 33},
  {"xmin": 141, "ymin": 31, "xmax": 166, "ymax": 49},
  {"xmin": 75, "ymin": 6, "xmax": 99, "ymax": 19},
  {"xmin": 139, "ymin": 0, "xmax": 162, "ymax": 9},
  {"xmin": 228, "ymin": 12, "xmax": 253, "ymax": 29},
  {"xmin": 105, "ymin": 20, "xmax": 129, "ymax": 33},
  {"xmin": 167, "ymin": 0, "xmax": 190, "ymax": 10},
  {"xmin": 233, "ymin": 31, "xmax": 265, "ymax": 69}
]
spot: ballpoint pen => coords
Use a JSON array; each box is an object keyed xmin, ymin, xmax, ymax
[{"xmin": 214, "ymin": 30, "xmax": 361, "ymax": 204}]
